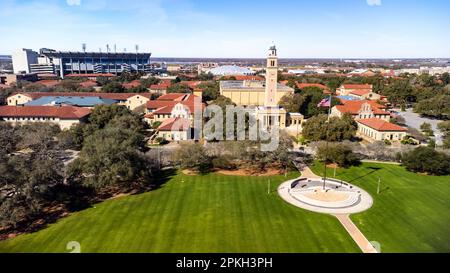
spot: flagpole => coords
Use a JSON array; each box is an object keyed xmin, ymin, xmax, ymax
[{"xmin": 323, "ymin": 95, "xmax": 332, "ymax": 190}]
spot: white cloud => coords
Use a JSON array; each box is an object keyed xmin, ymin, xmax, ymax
[
  {"xmin": 367, "ymin": 0, "xmax": 382, "ymax": 6},
  {"xmin": 66, "ymin": 0, "xmax": 81, "ymax": 6}
]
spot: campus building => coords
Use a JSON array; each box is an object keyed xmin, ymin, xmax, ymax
[
  {"xmin": 330, "ymin": 100, "xmax": 390, "ymax": 121},
  {"xmin": 12, "ymin": 48, "xmax": 38, "ymax": 74},
  {"xmin": 219, "ymin": 80, "xmax": 293, "ymax": 106},
  {"xmin": 6, "ymin": 92, "xmax": 152, "ymax": 111},
  {"xmin": 336, "ymin": 84, "xmax": 382, "ymax": 101},
  {"xmin": 0, "ymin": 105, "xmax": 91, "ymax": 130},
  {"xmin": 38, "ymin": 48, "xmax": 151, "ymax": 78},
  {"xmin": 219, "ymin": 49, "xmax": 294, "ymax": 107},
  {"xmin": 12, "ymin": 48, "xmax": 152, "ymax": 79},
  {"xmin": 144, "ymin": 93, "xmax": 204, "ymax": 125},
  {"xmin": 356, "ymin": 118, "xmax": 408, "ymax": 142}
]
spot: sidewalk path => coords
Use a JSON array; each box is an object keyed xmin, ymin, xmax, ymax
[
  {"xmin": 334, "ymin": 214, "xmax": 378, "ymax": 253},
  {"xmin": 290, "ymin": 165, "xmax": 378, "ymax": 253},
  {"xmin": 299, "ymin": 166, "xmax": 321, "ymax": 179}
]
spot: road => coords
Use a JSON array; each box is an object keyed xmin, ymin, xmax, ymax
[{"xmin": 394, "ymin": 108, "xmax": 444, "ymax": 144}]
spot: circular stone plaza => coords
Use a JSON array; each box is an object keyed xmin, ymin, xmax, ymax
[{"xmin": 278, "ymin": 177, "xmax": 373, "ymax": 215}]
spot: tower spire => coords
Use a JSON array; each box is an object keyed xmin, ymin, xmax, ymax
[{"xmin": 264, "ymin": 44, "xmax": 278, "ymax": 107}]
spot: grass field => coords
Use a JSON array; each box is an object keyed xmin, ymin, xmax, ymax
[
  {"xmin": 311, "ymin": 162, "xmax": 450, "ymax": 253},
  {"xmin": 0, "ymin": 171, "xmax": 360, "ymax": 253}
]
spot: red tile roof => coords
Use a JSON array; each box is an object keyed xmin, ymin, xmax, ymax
[
  {"xmin": 36, "ymin": 80, "xmax": 60, "ymax": 87},
  {"xmin": 341, "ymin": 84, "xmax": 372, "ymax": 90},
  {"xmin": 357, "ymin": 118, "xmax": 407, "ymax": 132},
  {"xmin": 221, "ymin": 75, "xmax": 264, "ymax": 81},
  {"xmin": 296, "ymin": 83, "xmax": 329, "ymax": 90},
  {"xmin": 157, "ymin": 93, "xmax": 189, "ymax": 101},
  {"xmin": 66, "ymin": 73, "xmax": 115, "ymax": 78},
  {"xmin": 0, "ymin": 106, "xmax": 91, "ymax": 119},
  {"xmin": 79, "ymin": 80, "xmax": 98, "ymax": 88},
  {"xmin": 350, "ymin": 89, "xmax": 372, "ymax": 96},
  {"xmin": 10, "ymin": 92, "xmax": 152, "ymax": 101},
  {"xmin": 179, "ymin": 81, "xmax": 204, "ymax": 89},
  {"xmin": 335, "ymin": 100, "xmax": 389, "ymax": 115},
  {"xmin": 150, "ymin": 81, "xmax": 172, "ymax": 90},
  {"xmin": 341, "ymin": 99, "xmax": 386, "ymax": 109},
  {"xmin": 122, "ymin": 80, "xmax": 142, "ymax": 89},
  {"xmin": 148, "ymin": 101, "xmax": 205, "ymax": 114},
  {"xmin": 158, "ymin": 118, "xmax": 190, "ymax": 131}
]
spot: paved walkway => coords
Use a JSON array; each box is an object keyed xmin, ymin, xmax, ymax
[
  {"xmin": 279, "ymin": 165, "xmax": 378, "ymax": 253},
  {"xmin": 334, "ymin": 214, "xmax": 378, "ymax": 253},
  {"xmin": 299, "ymin": 166, "xmax": 321, "ymax": 179}
]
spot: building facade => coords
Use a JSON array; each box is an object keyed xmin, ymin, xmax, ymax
[
  {"xmin": 0, "ymin": 105, "xmax": 91, "ymax": 130},
  {"xmin": 38, "ymin": 48, "xmax": 151, "ymax": 78},
  {"xmin": 331, "ymin": 100, "xmax": 390, "ymax": 121},
  {"xmin": 12, "ymin": 48, "xmax": 38, "ymax": 74},
  {"xmin": 7, "ymin": 92, "xmax": 152, "ymax": 111},
  {"xmin": 356, "ymin": 118, "xmax": 408, "ymax": 142}
]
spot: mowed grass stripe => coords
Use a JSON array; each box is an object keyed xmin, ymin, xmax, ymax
[
  {"xmin": 311, "ymin": 162, "xmax": 450, "ymax": 253},
  {"xmin": 0, "ymin": 171, "xmax": 361, "ymax": 253}
]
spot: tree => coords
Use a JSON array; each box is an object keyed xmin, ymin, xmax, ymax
[
  {"xmin": 441, "ymin": 72, "xmax": 450, "ymax": 85},
  {"xmin": 96, "ymin": 76, "xmax": 111, "ymax": 86},
  {"xmin": 401, "ymin": 146, "xmax": 450, "ymax": 175},
  {"xmin": 437, "ymin": 121, "xmax": 450, "ymax": 149},
  {"xmin": 22, "ymin": 83, "xmax": 50, "ymax": 93},
  {"xmin": 420, "ymin": 122, "xmax": 434, "ymax": 137},
  {"xmin": 316, "ymin": 142, "xmax": 360, "ymax": 168},
  {"xmin": 198, "ymin": 82, "xmax": 220, "ymax": 101},
  {"xmin": 102, "ymin": 81, "xmax": 125, "ymax": 93},
  {"xmin": 54, "ymin": 79, "xmax": 82, "ymax": 92},
  {"xmin": 166, "ymin": 83, "xmax": 191, "ymax": 93},
  {"xmin": 413, "ymin": 94, "xmax": 450, "ymax": 119},
  {"xmin": 382, "ymin": 79, "xmax": 415, "ymax": 107},
  {"xmin": 279, "ymin": 93, "xmax": 305, "ymax": 113},
  {"xmin": 300, "ymin": 87, "xmax": 333, "ymax": 118},
  {"xmin": 0, "ymin": 123, "xmax": 18, "ymax": 153},
  {"xmin": 0, "ymin": 151, "xmax": 64, "ymax": 228},
  {"xmin": 67, "ymin": 126, "xmax": 151, "ymax": 191},
  {"xmin": 173, "ymin": 143, "xmax": 212, "ymax": 173},
  {"xmin": 88, "ymin": 104, "xmax": 135, "ymax": 130},
  {"xmin": 197, "ymin": 72, "xmax": 214, "ymax": 81},
  {"xmin": 140, "ymin": 76, "xmax": 160, "ymax": 87},
  {"xmin": 302, "ymin": 113, "xmax": 357, "ymax": 142}
]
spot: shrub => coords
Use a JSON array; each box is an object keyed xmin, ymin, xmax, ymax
[
  {"xmin": 401, "ymin": 146, "xmax": 450, "ymax": 175},
  {"xmin": 316, "ymin": 142, "xmax": 360, "ymax": 168},
  {"xmin": 212, "ymin": 155, "xmax": 236, "ymax": 170}
]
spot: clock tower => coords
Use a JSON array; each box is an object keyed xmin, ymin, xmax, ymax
[{"xmin": 264, "ymin": 44, "xmax": 278, "ymax": 107}]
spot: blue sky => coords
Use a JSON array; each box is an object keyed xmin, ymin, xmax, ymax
[{"xmin": 1, "ymin": 0, "xmax": 449, "ymax": 58}]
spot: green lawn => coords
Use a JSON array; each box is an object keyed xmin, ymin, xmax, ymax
[
  {"xmin": 311, "ymin": 162, "xmax": 450, "ymax": 253},
  {"xmin": 0, "ymin": 171, "xmax": 359, "ymax": 253}
]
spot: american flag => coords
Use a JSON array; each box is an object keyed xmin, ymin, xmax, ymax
[{"xmin": 317, "ymin": 96, "xmax": 331, "ymax": 108}]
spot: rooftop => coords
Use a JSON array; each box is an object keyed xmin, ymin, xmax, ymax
[
  {"xmin": 357, "ymin": 118, "xmax": 408, "ymax": 132},
  {"xmin": 158, "ymin": 118, "xmax": 190, "ymax": 132},
  {"xmin": 25, "ymin": 96, "xmax": 116, "ymax": 107},
  {"xmin": 0, "ymin": 106, "xmax": 91, "ymax": 119},
  {"xmin": 220, "ymin": 80, "xmax": 294, "ymax": 91},
  {"xmin": 208, "ymin": 65, "xmax": 255, "ymax": 76},
  {"xmin": 11, "ymin": 92, "xmax": 152, "ymax": 101},
  {"xmin": 335, "ymin": 100, "xmax": 389, "ymax": 115},
  {"xmin": 341, "ymin": 84, "xmax": 373, "ymax": 89}
]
